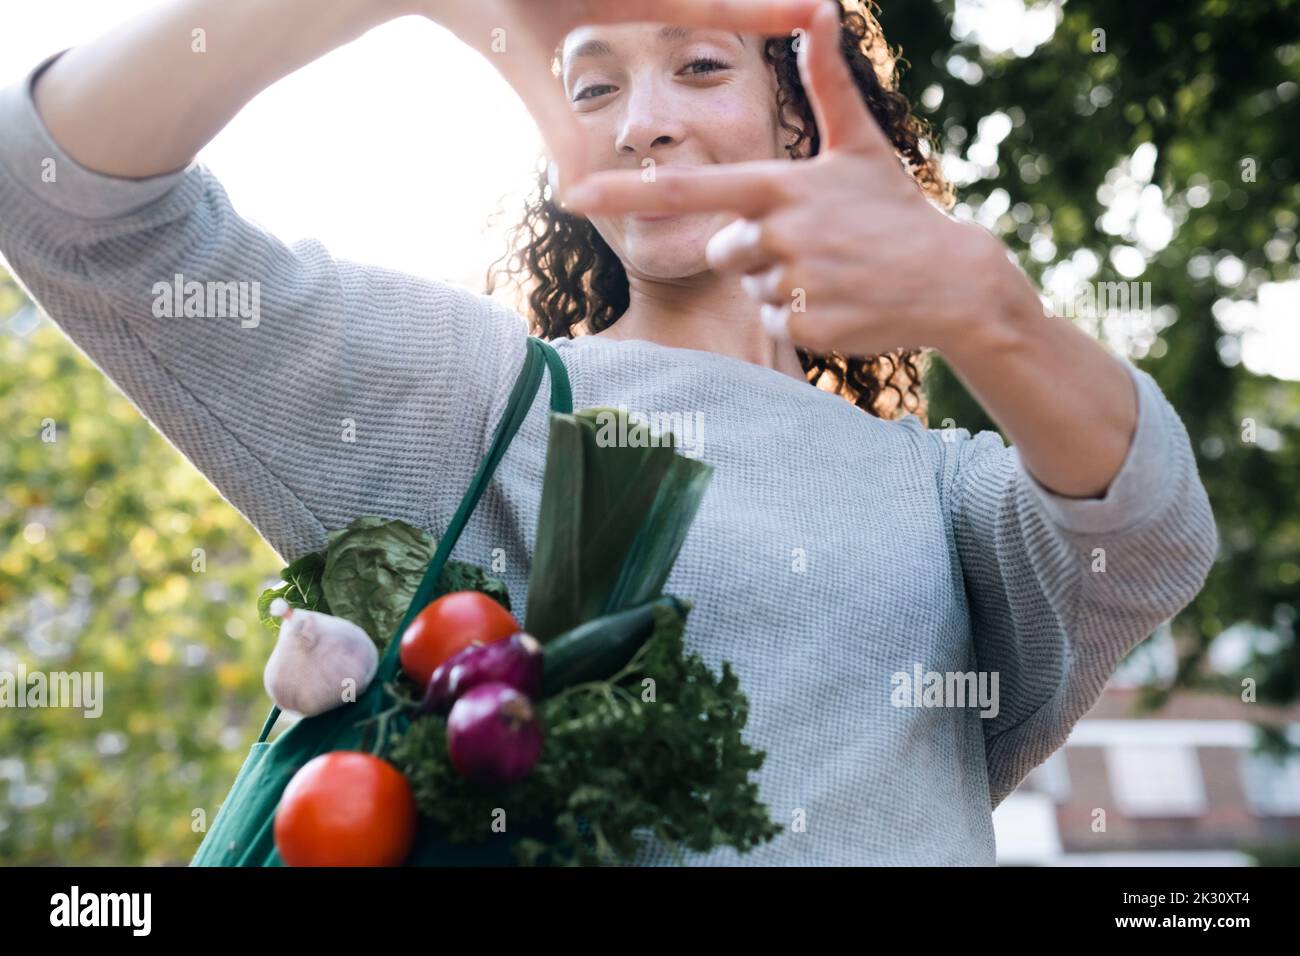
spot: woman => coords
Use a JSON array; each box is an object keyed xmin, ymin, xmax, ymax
[{"xmin": 0, "ymin": 0, "xmax": 1216, "ymax": 865}]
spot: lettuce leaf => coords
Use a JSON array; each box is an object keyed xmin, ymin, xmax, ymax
[{"xmin": 257, "ymin": 517, "xmax": 510, "ymax": 646}]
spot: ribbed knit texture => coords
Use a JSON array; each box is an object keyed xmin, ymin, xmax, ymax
[{"xmin": 0, "ymin": 54, "xmax": 1218, "ymax": 865}]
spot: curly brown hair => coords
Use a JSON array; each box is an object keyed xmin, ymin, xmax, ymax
[{"xmin": 486, "ymin": 0, "xmax": 951, "ymax": 422}]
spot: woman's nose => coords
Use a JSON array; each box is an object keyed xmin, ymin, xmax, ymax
[{"xmin": 614, "ymin": 85, "xmax": 683, "ymax": 157}]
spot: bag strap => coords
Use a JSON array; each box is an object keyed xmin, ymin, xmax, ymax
[
  {"xmin": 385, "ymin": 336, "xmax": 571, "ymax": 646},
  {"xmin": 256, "ymin": 336, "xmax": 572, "ymax": 742}
]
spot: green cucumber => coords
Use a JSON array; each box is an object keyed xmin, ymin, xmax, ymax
[{"xmin": 540, "ymin": 596, "xmax": 684, "ymax": 697}]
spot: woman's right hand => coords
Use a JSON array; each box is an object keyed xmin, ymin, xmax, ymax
[{"xmin": 418, "ymin": 0, "xmax": 820, "ymax": 193}]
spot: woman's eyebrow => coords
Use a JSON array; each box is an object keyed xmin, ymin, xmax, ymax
[
  {"xmin": 657, "ymin": 25, "xmax": 746, "ymax": 47},
  {"xmin": 567, "ymin": 38, "xmax": 613, "ymax": 62},
  {"xmin": 566, "ymin": 27, "xmax": 745, "ymax": 65}
]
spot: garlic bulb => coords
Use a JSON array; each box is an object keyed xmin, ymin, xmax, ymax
[{"xmin": 263, "ymin": 598, "xmax": 379, "ymax": 716}]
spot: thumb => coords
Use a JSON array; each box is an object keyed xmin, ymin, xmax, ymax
[{"xmin": 797, "ymin": 1, "xmax": 888, "ymax": 155}]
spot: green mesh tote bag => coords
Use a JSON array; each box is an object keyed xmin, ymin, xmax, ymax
[{"xmin": 191, "ymin": 336, "xmax": 572, "ymax": 866}]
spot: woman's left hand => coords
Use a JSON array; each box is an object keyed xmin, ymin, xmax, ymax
[{"xmin": 562, "ymin": 1, "xmax": 1022, "ymax": 359}]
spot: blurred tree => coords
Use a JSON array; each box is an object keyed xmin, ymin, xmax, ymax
[
  {"xmin": 0, "ymin": 272, "xmax": 280, "ymax": 864},
  {"xmin": 875, "ymin": 0, "xmax": 1300, "ymax": 739}
]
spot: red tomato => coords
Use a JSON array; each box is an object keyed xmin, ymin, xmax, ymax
[
  {"xmin": 274, "ymin": 751, "xmax": 416, "ymax": 867},
  {"xmin": 400, "ymin": 591, "xmax": 519, "ymax": 687}
]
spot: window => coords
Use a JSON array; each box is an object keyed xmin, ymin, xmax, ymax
[
  {"xmin": 1239, "ymin": 752, "xmax": 1300, "ymax": 817},
  {"xmin": 1104, "ymin": 746, "xmax": 1207, "ymax": 817}
]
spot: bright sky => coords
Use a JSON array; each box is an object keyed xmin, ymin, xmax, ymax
[
  {"xmin": 0, "ymin": 1, "xmax": 542, "ymax": 292},
  {"xmin": 2, "ymin": 0, "xmax": 1295, "ymax": 378}
]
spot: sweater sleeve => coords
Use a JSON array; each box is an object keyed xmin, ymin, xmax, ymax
[
  {"xmin": 913, "ymin": 357, "xmax": 1218, "ymax": 808},
  {"xmin": 0, "ymin": 51, "xmax": 529, "ymax": 563}
]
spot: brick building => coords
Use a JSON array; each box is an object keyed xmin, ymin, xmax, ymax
[{"xmin": 993, "ymin": 683, "xmax": 1300, "ymax": 865}]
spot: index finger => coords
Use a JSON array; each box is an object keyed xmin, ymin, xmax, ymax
[{"xmin": 563, "ymin": 161, "xmax": 794, "ymax": 218}]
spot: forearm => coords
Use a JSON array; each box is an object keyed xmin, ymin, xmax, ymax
[
  {"xmin": 31, "ymin": 0, "xmax": 418, "ymax": 178},
  {"xmin": 933, "ymin": 254, "xmax": 1139, "ymax": 500}
]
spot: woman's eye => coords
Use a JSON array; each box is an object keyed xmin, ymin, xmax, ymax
[
  {"xmin": 573, "ymin": 83, "xmax": 616, "ymax": 102},
  {"xmin": 680, "ymin": 57, "xmax": 730, "ymax": 76}
]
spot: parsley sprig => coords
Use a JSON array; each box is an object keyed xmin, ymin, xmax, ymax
[{"xmin": 389, "ymin": 601, "xmax": 778, "ymax": 866}]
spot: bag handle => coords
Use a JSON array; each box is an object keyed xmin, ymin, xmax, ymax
[
  {"xmin": 384, "ymin": 335, "xmax": 571, "ymax": 651},
  {"xmin": 256, "ymin": 336, "xmax": 572, "ymax": 743}
]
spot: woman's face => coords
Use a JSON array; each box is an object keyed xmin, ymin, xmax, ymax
[{"xmin": 560, "ymin": 24, "xmax": 792, "ymax": 280}]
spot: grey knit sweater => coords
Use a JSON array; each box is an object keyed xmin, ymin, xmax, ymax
[{"xmin": 0, "ymin": 52, "xmax": 1218, "ymax": 865}]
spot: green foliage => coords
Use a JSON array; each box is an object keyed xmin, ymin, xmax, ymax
[
  {"xmin": 0, "ymin": 314, "xmax": 282, "ymax": 865},
  {"xmin": 1245, "ymin": 839, "xmax": 1300, "ymax": 866},
  {"xmin": 389, "ymin": 601, "xmax": 777, "ymax": 866}
]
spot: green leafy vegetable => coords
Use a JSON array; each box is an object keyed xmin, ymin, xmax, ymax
[
  {"xmin": 252, "ymin": 414, "xmax": 768, "ymax": 868},
  {"xmin": 524, "ymin": 407, "xmax": 713, "ymax": 643},
  {"xmin": 256, "ymin": 551, "xmax": 329, "ymax": 630},
  {"xmin": 256, "ymin": 517, "xmax": 510, "ymax": 645},
  {"xmin": 435, "ymin": 560, "xmax": 512, "ymax": 614},
  {"xmin": 389, "ymin": 599, "xmax": 778, "ymax": 866},
  {"xmin": 606, "ymin": 453, "xmax": 715, "ymax": 613},
  {"xmin": 322, "ymin": 516, "xmax": 442, "ymax": 646}
]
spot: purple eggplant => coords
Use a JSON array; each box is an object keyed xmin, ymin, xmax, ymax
[
  {"xmin": 420, "ymin": 632, "xmax": 542, "ymax": 715},
  {"xmin": 446, "ymin": 682, "xmax": 543, "ymax": 787}
]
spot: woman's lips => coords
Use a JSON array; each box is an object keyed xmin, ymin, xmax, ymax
[{"xmin": 630, "ymin": 214, "xmax": 678, "ymax": 222}]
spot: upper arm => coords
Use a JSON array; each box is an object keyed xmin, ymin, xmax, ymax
[{"xmin": 0, "ymin": 57, "xmax": 527, "ymax": 563}]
